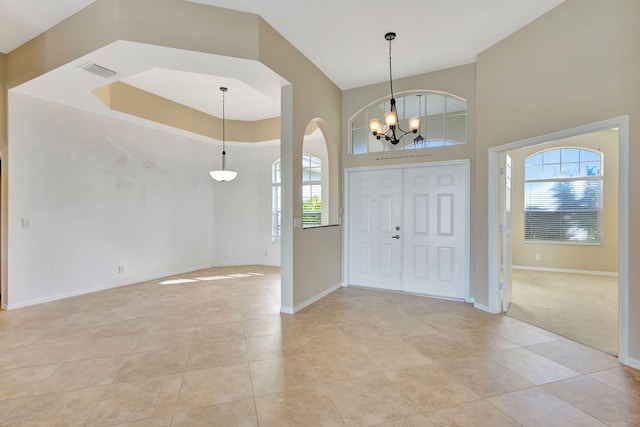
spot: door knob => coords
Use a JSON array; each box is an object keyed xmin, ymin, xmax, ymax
[{"xmin": 391, "ymin": 235, "xmax": 400, "ymax": 239}]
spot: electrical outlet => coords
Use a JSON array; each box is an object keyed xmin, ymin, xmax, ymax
[{"xmin": 535, "ymin": 254, "xmax": 541, "ymax": 261}]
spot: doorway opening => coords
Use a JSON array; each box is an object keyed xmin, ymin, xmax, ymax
[
  {"xmin": 501, "ymin": 130, "xmax": 618, "ymax": 355},
  {"xmin": 488, "ymin": 117, "xmax": 629, "ymax": 363}
]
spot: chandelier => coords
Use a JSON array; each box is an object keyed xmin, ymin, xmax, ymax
[
  {"xmin": 209, "ymin": 87, "xmax": 238, "ymax": 182},
  {"xmin": 369, "ymin": 32, "xmax": 420, "ymax": 145}
]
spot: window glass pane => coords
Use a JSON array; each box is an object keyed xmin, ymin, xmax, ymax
[
  {"xmin": 524, "ymin": 165, "xmax": 542, "ymax": 180},
  {"xmin": 580, "ymin": 149, "xmax": 600, "ymax": 162},
  {"xmin": 426, "ymin": 94, "xmax": 445, "ymax": 117},
  {"xmin": 543, "ymin": 149, "xmax": 561, "ymax": 164},
  {"xmin": 560, "ymin": 162, "xmax": 579, "ymax": 178},
  {"xmin": 352, "ymin": 110, "xmax": 367, "ymax": 129},
  {"xmin": 561, "ymin": 148, "xmax": 580, "ymax": 163},
  {"xmin": 273, "ymin": 161, "xmax": 281, "ymax": 183},
  {"xmin": 581, "ymin": 162, "xmax": 600, "ymax": 176},
  {"xmin": 446, "ymin": 96, "xmax": 466, "ymax": 114},
  {"xmin": 542, "ymin": 164, "xmax": 560, "ymax": 178},
  {"xmin": 352, "ymin": 129, "xmax": 368, "ymax": 154},
  {"xmin": 426, "ymin": 118, "xmax": 444, "ymax": 147},
  {"xmin": 309, "ymin": 167, "xmax": 321, "ymax": 181},
  {"xmin": 445, "ymin": 115, "xmax": 466, "ymax": 145},
  {"xmin": 368, "ymin": 133, "xmax": 384, "ymax": 153},
  {"xmin": 525, "ymin": 153, "xmax": 543, "ymax": 166},
  {"xmin": 403, "ymin": 95, "xmax": 420, "ymax": 119}
]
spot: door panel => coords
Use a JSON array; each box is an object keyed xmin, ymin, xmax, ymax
[
  {"xmin": 502, "ymin": 154, "xmax": 513, "ymax": 312},
  {"xmin": 349, "ymin": 169, "xmax": 403, "ymax": 290},
  {"xmin": 403, "ymin": 165, "xmax": 467, "ymax": 299}
]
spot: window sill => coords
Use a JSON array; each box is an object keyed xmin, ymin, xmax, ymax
[{"xmin": 525, "ymin": 240, "xmax": 602, "ymax": 246}]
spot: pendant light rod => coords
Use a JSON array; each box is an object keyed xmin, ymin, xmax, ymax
[
  {"xmin": 221, "ymin": 86, "xmax": 227, "ymax": 169},
  {"xmin": 386, "ymin": 32, "xmax": 395, "ymax": 101}
]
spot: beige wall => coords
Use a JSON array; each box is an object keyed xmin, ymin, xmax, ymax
[
  {"xmin": 96, "ymin": 82, "xmax": 281, "ymax": 143},
  {"xmin": 3, "ymin": 0, "xmax": 343, "ymax": 311},
  {"xmin": 510, "ymin": 130, "xmax": 618, "ymax": 272},
  {"xmin": 476, "ymin": 0, "xmax": 639, "ymax": 358},
  {"xmin": 258, "ymin": 20, "xmax": 343, "ymax": 306},
  {"xmin": 0, "ymin": 53, "xmax": 5, "ymax": 149}
]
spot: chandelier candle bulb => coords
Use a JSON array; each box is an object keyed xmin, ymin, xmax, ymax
[
  {"xmin": 384, "ymin": 110, "xmax": 397, "ymax": 127},
  {"xmin": 369, "ymin": 118, "xmax": 382, "ymax": 135},
  {"xmin": 409, "ymin": 116, "xmax": 420, "ymax": 132}
]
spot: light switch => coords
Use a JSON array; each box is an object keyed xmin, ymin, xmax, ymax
[{"xmin": 294, "ymin": 218, "xmax": 302, "ymax": 228}]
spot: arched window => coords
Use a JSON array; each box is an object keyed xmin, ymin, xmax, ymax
[
  {"xmin": 272, "ymin": 154, "xmax": 323, "ymax": 240},
  {"xmin": 524, "ymin": 147, "xmax": 603, "ymax": 243},
  {"xmin": 350, "ymin": 91, "xmax": 467, "ymax": 154}
]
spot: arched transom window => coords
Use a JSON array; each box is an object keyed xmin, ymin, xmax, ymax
[
  {"xmin": 524, "ymin": 147, "xmax": 603, "ymax": 243},
  {"xmin": 350, "ymin": 91, "xmax": 467, "ymax": 154}
]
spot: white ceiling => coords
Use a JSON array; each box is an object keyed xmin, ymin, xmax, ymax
[
  {"xmin": 187, "ymin": 0, "xmax": 566, "ymax": 89},
  {"xmin": 13, "ymin": 41, "xmax": 287, "ymax": 141},
  {"xmin": 3, "ymin": 0, "xmax": 566, "ymax": 128}
]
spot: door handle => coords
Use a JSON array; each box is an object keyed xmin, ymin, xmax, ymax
[{"xmin": 391, "ymin": 235, "xmax": 400, "ymax": 239}]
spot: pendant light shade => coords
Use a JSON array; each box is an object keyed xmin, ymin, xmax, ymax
[
  {"xmin": 209, "ymin": 87, "xmax": 238, "ymax": 182},
  {"xmin": 209, "ymin": 169, "xmax": 238, "ymax": 182}
]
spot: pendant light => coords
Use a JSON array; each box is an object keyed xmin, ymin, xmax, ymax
[
  {"xmin": 369, "ymin": 32, "xmax": 420, "ymax": 145},
  {"xmin": 209, "ymin": 87, "xmax": 238, "ymax": 182}
]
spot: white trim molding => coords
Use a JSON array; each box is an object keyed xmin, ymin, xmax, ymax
[
  {"xmin": 623, "ymin": 357, "xmax": 640, "ymax": 371},
  {"xmin": 284, "ymin": 282, "xmax": 343, "ymax": 314},
  {"xmin": 474, "ymin": 302, "xmax": 491, "ymax": 313},
  {"xmin": 6, "ymin": 263, "xmax": 213, "ymax": 310}
]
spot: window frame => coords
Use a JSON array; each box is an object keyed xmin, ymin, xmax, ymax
[
  {"xmin": 523, "ymin": 147, "xmax": 604, "ymax": 245},
  {"xmin": 271, "ymin": 154, "xmax": 323, "ymax": 240},
  {"xmin": 349, "ymin": 90, "xmax": 467, "ymax": 155}
]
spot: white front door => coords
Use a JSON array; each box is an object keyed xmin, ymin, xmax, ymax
[
  {"xmin": 502, "ymin": 154, "xmax": 513, "ymax": 312},
  {"xmin": 348, "ymin": 162, "xmax": 468, "ymax": 299},
  {"xmin": 403, "ymin": 164, "xmax": 468, "ymax": 299},
  {"xmin": 348, "ymin": 168, "xmax": 403, "ymax": 290}
]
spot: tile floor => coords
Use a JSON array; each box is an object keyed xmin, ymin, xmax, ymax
[{"xmin": 0, "ymin": 265, "xmax": 638, "ymax": 426}]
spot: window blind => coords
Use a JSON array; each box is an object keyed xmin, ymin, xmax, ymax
[{"xmin": 524, "ymin": 179, "xmax": 602, "ymax": 243}]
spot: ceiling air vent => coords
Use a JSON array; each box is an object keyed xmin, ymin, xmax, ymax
[{"xmin": 79, "ymin": 62, "xmax": 117, "ymax": 78}]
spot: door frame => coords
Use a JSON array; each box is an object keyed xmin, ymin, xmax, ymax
[
  {"xmin": 487, "ymin": 116, "xmax": 630, "ymax": 365},
  {"xmin": 343, "ymin": 159, "xmax": 471, "ymax": 302}
]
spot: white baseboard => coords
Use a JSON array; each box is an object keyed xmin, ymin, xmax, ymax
[
  {"xmin": 474, "ymin": 302, "xmax": 493, "ymax": 313},
  {"xmin": 6, "ymin": 263, "xmax": 214, "ymax": 310},
  {"xmin": 279, "ymin": 306, "xmax": 294, "ymax": 315},
  {"xmin": 291, "ymin": 282, "xmax": 343, "ymax": 314},
  {"xmin": 621, "ymin": 356, "xmax": 640, "ymax": 370},
  {"xmin": 512, "ymin": 265, "xmax": 618, "ymax": 277}
]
